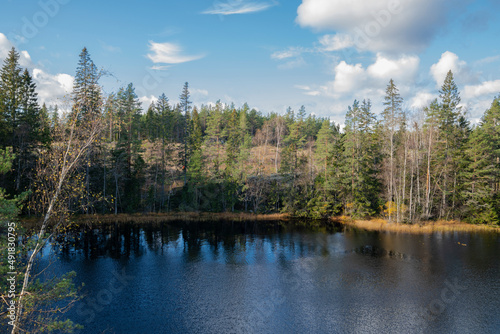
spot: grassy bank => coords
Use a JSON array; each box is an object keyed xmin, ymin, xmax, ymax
[{"xmin": 337, "ymin": 217, "xmax": 500, "ymax": 233}]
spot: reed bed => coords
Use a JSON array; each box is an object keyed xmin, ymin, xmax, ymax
[{"xmin": 336, "ymin": 217, "xmax": 500, "ymax": 234}]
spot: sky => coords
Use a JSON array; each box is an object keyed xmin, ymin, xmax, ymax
[{"xmin": 1, "ymin": 0, "xmax": 500, "ymax": 125}]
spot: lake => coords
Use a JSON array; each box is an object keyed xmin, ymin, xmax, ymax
[{"xmin": 38, "ymin": 220, "xmax": 500, "ymax": 334}]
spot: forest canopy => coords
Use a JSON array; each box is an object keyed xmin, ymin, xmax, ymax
[{"xmin": 1, "ymin": 47, "xmax": 499, "ymax": 225}]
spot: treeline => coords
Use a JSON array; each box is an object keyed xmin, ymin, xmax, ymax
[{"xmin": 1, "ymin": 47, "xmax": 499, "ymax": 224}]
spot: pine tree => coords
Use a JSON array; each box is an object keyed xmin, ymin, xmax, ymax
[
  {"xmin": 156, "ymin": 93, "xmax": 172, "ymax": 141},
  {"xmin": 179, "ymin": 82, "xmax": 192, "ymax": 186},
  {"xmin": 462, "ymin": 97, "xmax": 500, "ymax": 224},
  {"xmin": 381, "ymin": 79, "xmax": 403, "ymax": 221},
  {"xmin": 144, "ymin": 102, "xmax": 158, "ymax": 141},
  {"xmin": 191, "ymin": 107, "xmax": 203, "ymax": 152},
  {"xmin": 38, "ymin": 103, "xmax": 51, "ymax": 146},
  {"xmin": 437, "ymin": 70, "xmax": 464, "ymax": 218},
  {"xmin": 315, "ymin": 120, "xmax": 335, "ymax": 182},
  {"xmin": 341, "ymin": 99, "xmax": 380, "ymax": 217},
  {"xmin": 205, "ymin": 100, "xmax": 224, "ymax": 177},
  {"xmin": 72, "ymin": 47, "xmax": 103, "ymax": 213},
  {"xmin": 112, "ymin": 83, "xmax": 143, "ymax": 212},
  {"xmin": 72, "ymin": 47, "xmax": 101, "ymax": 120},
  {"xmin": 0, "ymin": 47, "xmax": 22, "ymax": 146},
  {"xmin": 310, "ymin": 119, "xmax": 342, "ymax": 217},
  {"xmin": 14, "ymin": 69, "xmax": 42, "ymax": 191}
]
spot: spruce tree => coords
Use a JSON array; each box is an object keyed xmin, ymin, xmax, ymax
[
  {"xmin": 72, "ymin": 47, "xmax": 101, "ymax": 120},
  {"xmin": 111, "ymin": 83, "xmax": 143, "ymax": 212},
  {"xmin": 0, "ymin": 47, "xmax": 22, "ymax": 146},
  {"xmin": 437, "ymin": 70, "xmax": 465, "ymax": 218},
  {"xmin": 341, "ymin": 99, "xmax": 380, "ymax": 217},
  {"xmin": 205, "ymin": 100, "xmax": 224, "ymax": 177},
  {"xmin": 191, "ymin": 107, "xmax": 203, "ymax": 152},
  {"xmin": 179, "ymin": 82, "xmax": 191, "ymax": 186},
  {"xmin": 462, "ymin": 97, "xmax": 500, "ymax": 224}
]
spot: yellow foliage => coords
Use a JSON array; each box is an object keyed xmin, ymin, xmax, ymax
[{"xmin": 384, "ymin": 201, "xmax": 397, "ymax": 215}]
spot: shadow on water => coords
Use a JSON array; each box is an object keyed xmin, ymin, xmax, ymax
[{"xmin": 51, "ymin": 219, "xmax": 343, "ymax": 261}]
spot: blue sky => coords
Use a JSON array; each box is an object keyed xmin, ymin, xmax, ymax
[{"xmin": 1, "ymin": 0, "xmax": 500, "ymax": 125}]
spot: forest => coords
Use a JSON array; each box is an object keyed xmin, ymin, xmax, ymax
[{"xmin": 1, "ymin": 46, "xmax": 499, "ymax": 225}]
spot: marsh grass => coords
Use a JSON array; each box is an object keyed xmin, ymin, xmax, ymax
[{"xmin": 336, "ymin": 216, "xmax": 500, "ymax": 234}]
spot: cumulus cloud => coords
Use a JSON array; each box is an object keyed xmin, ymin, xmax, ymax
[
  {"xmin": 463, "ymin": 80, "xmax": 500, "ymax": 100},
  {"xmin": 296, "ymin": 0, "xmax": 460, "ymax": 53},
  {"xmin": 323, "ymin": 54, "xmax": 419, "ymax": 98},
  {"xmin": 147, "ymin": 41, "xmax": 204, "ymax": 65},
  {"xmin": 430, "ymin": 51, "xmax": 475, "ymax": 87},
  {"xmin": 32, "ymin": 68, "xmax": 74, "ymax": 105},
  {"xmin": 0, "ymin": 33, "xmax": 33, "ymax": 67},
  {"xmin": 410, "ymin": 91, "xmax": 437, "ymax": 109},
  {"xmin": 0, "ymin": 33, "xmax": 13, "ymax": 59},
  {"xmin": 331, "ymin": 61, "xmax": 366, "ymax": 94},
  {"xmin": 202, "ymin": 0, "xmax": 276, "ymax": 15},
  {"xmin": 139, "ymin": 95, "xmax": 158, "ymax": 108},
  {"xmin": 0, "ymin": 33, "xmax": 74, "ymax": 106},
  {"xmin": 367, "ymin": 54, "xmax": 419, "ymax": 82}
]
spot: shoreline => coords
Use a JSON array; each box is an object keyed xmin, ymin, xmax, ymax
[
  {"xmin": 23, "ymin": 212, "xmax": 500, "ymax": 233},
  {"xmin": 337, "ymin": 217, "xmax": 500, "ymax": 234},
  {"xmin": 74, "ymin": 212, "xmax": 292, "ymax": 223}
]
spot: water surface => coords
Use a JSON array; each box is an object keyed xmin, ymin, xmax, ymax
[{"xmin": 39, "ymin": 220, "xmax": 500, "ymax": 333}]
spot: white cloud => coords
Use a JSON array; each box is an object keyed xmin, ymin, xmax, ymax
[
  {"xmin": 367, "ymin": 53, "xmax": 419, "ymax": 82},
  {"xmin": 0, "ymin": 33, "xmax": 13, "ymax": 59},
  {"xmin": 139, "ymin": 95, "xmax": 158, "ymax": 109},
  {"xmin": 331, "ymin": 61, "xmax": 365, "ymax": 94},
  {"xmin": 463, "ymin": 80, "xmax": 500, "ymax": 99},
  {"xmin": 271, "ymin": 47, "xmax": 306, "ymax": 60},
  {"xmin": 410, "ymin": 91, "xmax": 437, "ymax": 109},
  {"xmin": 296, "ymin": 0, "xmax": 460, "ymax": 53},
  {"xmin": 0, "ymin": 33, "xmax": 33, "ymax": 67},
  {"xmin": 150, "ymin": 65, "xmax": 170, "ymax": 71},
  {"xmin": 0, "ymin": 33, "xmax": 74, "ymax": 106},
  {"xmin": 191, "ymin": 88, "xmax": 210, "ymax": 102},
  {"xmin": 295, "ymin": 85, "xmax": 320, "ymax": 96},
  {"xmin": 147, "ymin": 41, "xmax": 204, "ymax": 64},
  {"xmin": 192, "ymin": 88, "xmax": 209, "ymax": 96},
  {"xmin": 277, "ymin": 57, "xmax": 306, "ymax": 70},
  {"xmin": 474, "ymin": 55, "xmax": 500, "ymax": 66},
  {"xmin": 202, "ymin": 0, "xmax": 275, "ymax": 15},
  {"xmin": 318, "ymin": 34, "xmax": 354, "ymax": 51},
  {"xmin": 32, "ymin": 68, "xmax": 74, "ymax": 105},
  {"xmin": 430, "ymin": 51, "xmax": 474, "ymax": 88},
  {"xmin": 324, "ymin": 54, "xmax": 419, "ymax": 97},
  {"xmin": 305, "ymin": 90, "xmax": 320, "ymax": 96}
]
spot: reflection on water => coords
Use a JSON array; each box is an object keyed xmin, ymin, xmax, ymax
[{"xmin": 38, "ymin": 220, "xmax": 500, "ymax": 334}]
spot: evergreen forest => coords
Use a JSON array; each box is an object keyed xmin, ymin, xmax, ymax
[{"xmin": 1, "ymin": 47, "xmax": 499, "ymax": 225}]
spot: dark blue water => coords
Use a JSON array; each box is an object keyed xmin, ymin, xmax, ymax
[{"xmin": 38, "ymin": 220, "xmax": 500, "ymax": 334}]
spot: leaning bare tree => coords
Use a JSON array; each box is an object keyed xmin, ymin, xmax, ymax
[{"xmin": 11, "ymin": 109, "xmax": 103, "ymax": 334}]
